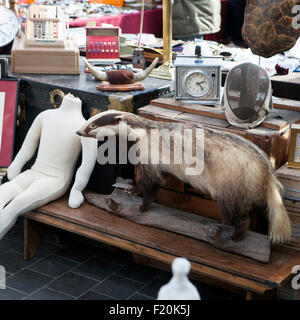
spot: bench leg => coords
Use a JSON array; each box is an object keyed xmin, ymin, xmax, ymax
[
  {"xmin": 246, "ymin": 291, "xmax": 252, "ymax": 300},
  {"xmin": 132, "ymin": 253, "xmax": 150, "ymax": 265},
  {"xmin": 24, "ymin": 218, "xmax": 57, "ymax": 260},
  {"xmin": 246, "ymin": 289, "xmax": 277, "ymax": 300}
]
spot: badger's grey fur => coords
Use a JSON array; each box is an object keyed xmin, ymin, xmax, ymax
[{"xmin": 77, "ymin": 110, "xmax": 291, "ymax": 244}]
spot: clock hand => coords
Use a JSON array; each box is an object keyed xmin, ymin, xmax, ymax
[{"xmin": 196, "ymin": 82, "xmax": 204, "ymax": 90}]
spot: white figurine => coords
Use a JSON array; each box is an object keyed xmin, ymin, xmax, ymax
[
  {"xmin": 0, "ymin": 93, "xmax": 97, "ymax": 240},
  {"xmin": 157, "ymin": 257, "xmax": 201, "ymax": 300}
]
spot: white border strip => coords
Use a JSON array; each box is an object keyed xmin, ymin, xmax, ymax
[{"xmin": 0, "ymin": 92, "xmax": 5, "ymax": 152}]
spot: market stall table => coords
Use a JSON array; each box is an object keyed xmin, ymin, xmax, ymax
[
  {"xmin": 220, "ymin": 72, "xmax": 300, "ymax": 101},
  {"xmin": 69, "ymin": 7, "xmax": 163, "ymax": 37},
  {"xmin": 271, "ymin": 73, "xmax": 300, "ymax": 101},
  {"xmin": 9, "ymin": 56, "xmax": 170, "ymax": 148},
  {"xmin": 8, "ymin": 57, "xmax": 171, "ymax": 195}
]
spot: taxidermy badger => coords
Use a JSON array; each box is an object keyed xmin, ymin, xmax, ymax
[{"xmin": 77, "ymin": 110, "xmax": 291, "ymax": 244}]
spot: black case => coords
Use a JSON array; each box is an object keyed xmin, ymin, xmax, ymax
[{"xmin": 9, "ymin": 59, "xmax": 171, "ymax": 194}]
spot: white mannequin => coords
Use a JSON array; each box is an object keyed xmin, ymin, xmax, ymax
[
  {"xmin": 0, "ymin": 93, "xmax": 97, "ymax": 240},
  {"xmin": 157, "ymin": 257, "xmax": 201, "ymax": 300}
]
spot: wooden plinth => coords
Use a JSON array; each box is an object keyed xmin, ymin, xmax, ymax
[{"xmin": 84, "ymin": 187, "xmax": 271, "ymax": 263}]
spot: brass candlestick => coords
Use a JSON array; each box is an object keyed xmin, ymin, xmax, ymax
[{"xmin": 149, "ymin": 0, "xmax": 174, "ymax": 80}]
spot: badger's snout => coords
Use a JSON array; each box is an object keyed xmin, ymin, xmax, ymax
[{"xmin": 76, "ymin": 129, "xmax": 89, "ymax": 137}]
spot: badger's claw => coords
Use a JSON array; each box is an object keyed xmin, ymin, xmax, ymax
[
  {"xmin": 139, "ymin": 203, "xmax": 151, "ymax": 213},
  {"xmin": 106, "ymin": 198, "xmax": 120, "ymax": 214},
  {"xmin": 135, "ymin": 205, "xmax": 143, "ymax": 214},
  {"xmin": 125, "ymin": 184, "xmax": 142, "ymax": 196}
]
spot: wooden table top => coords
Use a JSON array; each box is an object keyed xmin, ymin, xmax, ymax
[{"xmin": 25, "ymin": 196, "xmax": 300, "ymax": 293}]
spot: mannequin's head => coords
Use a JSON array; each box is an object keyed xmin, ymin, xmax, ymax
[{"xmin": 172, "ymin": 258, "xmax": 191, "ymax": 276}]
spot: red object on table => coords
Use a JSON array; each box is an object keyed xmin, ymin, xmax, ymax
[
  {"xmin": 69, "ymin": 8, "xmax": 163, "ymax": 37},
  {"xmin": 86, "ymin": 27, "xmax": 120, "ymax": 60},
  {"xmin": 204, "ymin": 0, "xmax": 229, "ymax": 42},
  {"xmin": 0, "ymin": 80, "xmax": 19, "ymax": 168}
]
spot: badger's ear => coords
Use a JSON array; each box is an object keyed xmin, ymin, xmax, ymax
[
  {"xmin": 93, "ymin": 112, "xmax": 123, "ymax": 127},
  {"xmin": 114, "ymin": 114, "xmax": 127, "ymax": 121}
]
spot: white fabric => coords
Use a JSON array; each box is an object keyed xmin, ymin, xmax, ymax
[
  {"xmin": 0, "ymin": 93, "xmax": 97, "ymax": 240},
  {"xmin": 68, "ymin": 135, "xmax": 98, "ymax": 208}
]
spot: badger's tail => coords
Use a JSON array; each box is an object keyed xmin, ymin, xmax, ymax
[{"xmin": 267, "ymin": 174, "xmax": 291, "ymax": 243}]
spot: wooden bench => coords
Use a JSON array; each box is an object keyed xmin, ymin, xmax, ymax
[
  {"xmin": 24, "ymin": 195, "xmax": 300, "ymax": 300},
  {"xmin": 22, "ymin": 96, "xmax": 300, "ymax": 299}
]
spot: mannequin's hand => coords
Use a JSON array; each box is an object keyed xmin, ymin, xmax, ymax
[
  {"xmin": 7, "ymin": 163, "xmax": 22, "ymax": 180},
  {"xmin": 68, "ymin": 189, "xmax": 84, "ymax": 208}
]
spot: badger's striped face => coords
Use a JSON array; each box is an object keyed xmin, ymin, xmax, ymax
[{"xmin": 77, "ymin": 110, "xmax": 125, "ymax": 139}]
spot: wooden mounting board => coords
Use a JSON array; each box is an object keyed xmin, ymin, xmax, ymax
[
  {"xmin": 84, "ymin": 188, "xmax": 271, "ymax": 263},
  {"xmin": 96, "ymin": 81, "xmax": 145, "ymax": 92},
  {"xmin": 24, "ymin": 196, "xmax": 300, "ymax": 295}
]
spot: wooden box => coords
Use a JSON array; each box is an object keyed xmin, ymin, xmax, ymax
[
  {"xmin": 277, "ymin": 163, "xmax": 300, "ymax": 250},
  {"xmin": 9, "ymin": 57, "xmax": 170, "ymax": 155},
  {"xmin": 138, "ymin": 97, "xmax": 300, "ymax": 169},
  {"xmin": 8, "ymin": 58, "xmax": 170, "ymax": 194},
  {"xmin": 136, "ymin": 97, "xmax": 300, "ymax": 233}
]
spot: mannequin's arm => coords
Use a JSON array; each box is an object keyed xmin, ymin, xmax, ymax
[
  {"xmin": 7, "ymin": 113, "xmax": 43, "ymax": 180},
  {"xmin": 68, "ymin": 137, "xmax": 98, "ymax": 208}
]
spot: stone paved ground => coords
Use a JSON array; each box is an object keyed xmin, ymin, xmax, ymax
[{"xmin": 0, "ymin": 217, "xmax": 242, "ymax": 300}]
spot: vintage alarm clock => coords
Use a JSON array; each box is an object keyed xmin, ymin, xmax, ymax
[{"xmin": 174, "ymin": 48, "xmax": 222, "ymax": 105}]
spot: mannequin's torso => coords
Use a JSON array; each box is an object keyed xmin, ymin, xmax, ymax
[{"xmin": 33, "ymin": 99, "xmax": 86, "ymax": 180}]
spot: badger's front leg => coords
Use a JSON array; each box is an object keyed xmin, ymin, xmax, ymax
[
  {"xmin": 231, "ymin": 215, "xmax": 251, "ymax": 241},
  {"xmin": 218, "ymin": 200, "xmax": 251, "ymax": 241},
  {"xmin": 136, "ymin": 164, "xmax": 163, "ymax": 213},
  {"xmin": 125, "ymin": 180, "xmax": 143, "ymax": 196},
  {"xmin": 139, "ymin": 182, "xmax": 159, "ymax": 213}
]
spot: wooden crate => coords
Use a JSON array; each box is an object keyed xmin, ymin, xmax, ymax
[
  {"xmin": 137, "ymin": 97, "xmax": 300, "ymax": 233},
  {"xmin": 135, "ymin": 167, "xmax": 266, "ymax": 233},
  {"xmin": 277, "ymin": 164, "xmax": 300, "ymax": 203},
  {"xmin": 135, "ymin": 169, "xmax": 222, "ymax": 220},
  {"xmin": 277, "ymin": 163, "xmax": 300, "ymax": 250},
  {"xmin": 138, "ymin": 98, "xmax": 300, "ymax": 169}
]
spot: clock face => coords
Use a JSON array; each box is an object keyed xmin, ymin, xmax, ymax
[
  {"xmin": 183, "ymin": 71, "xmax": 212, "ymax": 98},
  {"xmin": 0, "ymin": 7, "xmax": 19, "ymax": 48}
]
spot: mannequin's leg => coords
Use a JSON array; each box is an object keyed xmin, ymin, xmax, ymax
[
  {"xmin": 0, "ymin": 170, "xmax": 34, "ymax": 211},
  {"xmin": 0, "ymin": 177, "xmax": 67, "ymax": 240},
  {"xmin": 0, "ymin": 181, "xmax": 23, "ymax": 211}
]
